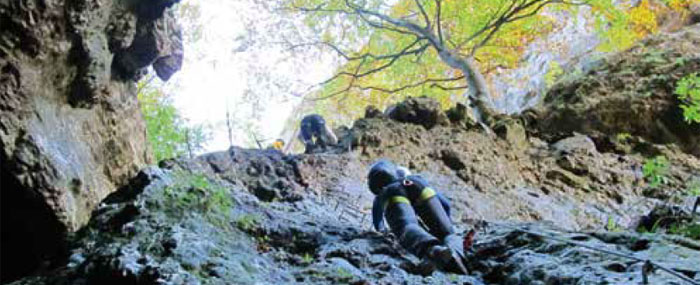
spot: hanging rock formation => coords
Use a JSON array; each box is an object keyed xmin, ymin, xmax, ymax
[{"xmin": 0, "ymin": 0, "xmax": 183, "ymax": 282}]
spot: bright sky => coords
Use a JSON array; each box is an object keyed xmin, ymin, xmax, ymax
[{"xmin": 164, "ymin": 0, "xmax": 336, "ymax": 153}]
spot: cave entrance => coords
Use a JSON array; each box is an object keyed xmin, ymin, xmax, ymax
[{"xmin": 1, "ymin": 166, "xmax": 67, "ymax": 284}]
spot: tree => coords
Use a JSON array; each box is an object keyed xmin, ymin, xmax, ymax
[
  {"xmin": 274, "ymin": 0, "xmax": 698, "ymax": 126},
  {"xmin": 138, "ymin": 76, "xmax": 211, "ymax": 161},
  {"xmin": 280, "ymin": 0, "xmax": 605, "ymax": 124}
]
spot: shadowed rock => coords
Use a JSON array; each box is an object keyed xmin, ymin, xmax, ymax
[
  {"xmin": 0, "ymin": 0, "xmax": 183, "ymax": 282},
  {"xmin": 386, "ymin": 97, "xmax": 449, "ymax": 129}
]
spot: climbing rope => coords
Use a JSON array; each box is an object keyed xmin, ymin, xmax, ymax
[{"xmin": 481, "ymin": 221, "xmax": 700, "ymax": 285}]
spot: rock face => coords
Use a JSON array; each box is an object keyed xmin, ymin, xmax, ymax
[
  {"xmin": 10, "ymin": 138, "xmax": 699, "ymax": 284},
  {"xmin": 342, "ymin": 110, "xmax": 699, "ymax": 232},
  {"xmin": 531, "ymin": 24, "xmax": 700, "ymax": 157},
  {"xmin": 8, "ymin": 94, "xmax": 700, "ymax": 284},
  {"xmin": 0, "ymin": 0, "xmax": 182, "ymax": 282},
  {"xmin": 490, "ymin": 4, "xmax": 700, "ymax": 114}
]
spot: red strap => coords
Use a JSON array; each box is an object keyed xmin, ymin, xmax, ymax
[{"xmin": 463, "ymin": 229, "xmax": 476, "ymax": 249}]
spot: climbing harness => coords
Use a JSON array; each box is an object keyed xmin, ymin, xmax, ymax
[
  {"xmin": 384, "ymin": 181, "xmax": 438, "ymax": 208},
  {"xmin": 481, "ymin": 221, "xmax": 700, "ymax": 285},
  {"xmin": 388, "ymin": 196, "xmax": 411, "ymax": 206},
  {"xmin": 418, "ymin": 187, "xmax": 437, "ymax": 203},
  {"xmin": 400, "ymin": 179, "xmax": 438, "ymax": 204}
]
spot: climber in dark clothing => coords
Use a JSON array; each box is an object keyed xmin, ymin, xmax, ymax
[
  {"xmin": 298, "ymin": 114, "xmax": 338, "ymax": 154},
  {"xmin": 368, "ymin": 159, "xmax": 467, "ymax": 274}
]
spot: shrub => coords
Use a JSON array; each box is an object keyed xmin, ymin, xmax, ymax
[
  {"xmin": 642, "ymin": 155, "xmax": 669, "ymax": 188},
  {"xmin": 687, "ymin": 179, "xmax": 700, "ymax": 196},
  {"xmin": 235, "ymin": 214, "xmax": 260, "ymax": 232},
  {"xmin": 674, "ymin": 73, "xmax": 700, "ymax": 124},
  {"xmin": 164, "ymin": 171, "xmax": 233, "ymax": 224},
  {"xmin": 137, "ymin": 78, "xmax": 210, "ymax": 162}
]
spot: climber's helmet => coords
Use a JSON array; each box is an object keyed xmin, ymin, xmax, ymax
[
  {"xmin": 396, "ymin": 166, "xmax": 411, "ymax": 178},
  {"xmin": 367, "ymin": 159, "xmax": 399, "ymax": 195},
  {"xmin": 272, "ymin": 139, "xmax": 285, "ymax": 150}
]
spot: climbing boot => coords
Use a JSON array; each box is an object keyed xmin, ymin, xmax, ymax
[
  {"xmin": 426, "ymin": 245, "xmax": 469, "ymax": 275},
  {"xmin": 444, "ymin": 234, "xmax": 464, "ymax": 257},
  {"xmin": 426, "ymin": 245, "xmax": 453, "ymax": 264}
]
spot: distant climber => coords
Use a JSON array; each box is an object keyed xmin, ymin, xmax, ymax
[
  {"xmin": 270, "ymin": 139, "xmax": 285, "ymax": 151},
  {"xmin": 297, "ymin": 114, "xmax": 338, "ymax": 154},
  {"xmin": 367, "ymin": 159, "xmax": 469, "ymax": 274}
]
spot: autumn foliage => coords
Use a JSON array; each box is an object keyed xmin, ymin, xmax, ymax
[{"xmin": 286, "ymin": 0, "xmax": 698, "ymax": 125}]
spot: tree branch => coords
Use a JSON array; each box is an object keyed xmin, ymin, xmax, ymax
[
  {"xmin": 356, "ymin": 12, "xmax": 418, "ymax": 36},
  {"xmin": 435, "ymin": 0, "xmax": 444, "ymax": 44},
  {"xmin": 459, "ymin": 0, "xmax": 519, "ymax": 48},
  {"xmin": 356, "ymin": 76, "xmax": 466, "ymax": 94},
  {"xmin": 285, "ymin": 39, "xmax": 424, "ymax": 62},
  {"xmin": 344, "ymin": 0, "xmax": 435, "ymax": 43},
  {"xmin": 414, "ymin": 0, "xmax": 432, "ymax": 29},
  {"xmin": 431, "ymin": 83, "xmax": 469, "ymax": 91},
  {"xmin": 285, "ymin": 2, "xmax": 352, "ymax": 14},
  {"xmin": 307, "ymin": 57, "xmax": 369, "ymax": 102},
  {"xmin": 315, "ymin": 39, "xmax": 429, "ymax": 86},
  {"xmin": 469, "ymin": 0, "xmax": 564, "ymax": 56}
]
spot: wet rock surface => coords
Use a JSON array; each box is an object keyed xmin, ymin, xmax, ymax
[
  {"xmin": 11, "ymin": 93, "xmax": 700, "ymax": 284},
  {"xmin": 10, "ymin": 142, "xmax": 699, "ymax": 284},
  {"xmin": 469, "ymin": 223, "xmax": 700, "ymax": 284},
  {"xmin": 1, "ymin": 0, "xmax": 183, "ymax": 282}
]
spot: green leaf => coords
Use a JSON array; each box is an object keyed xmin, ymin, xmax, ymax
[
  {"xmin": 674, "ymin": 73, "xmax": 700, "ymax": 124},
  {"xmin": 137, "ymin": 77, "xmax": 210, "ymax": 162}
]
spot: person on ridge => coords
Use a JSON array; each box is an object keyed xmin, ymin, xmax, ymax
[
  {"xmin": 297, "ymin": 114, "xmax": 338, "ymax": 154},
  {"xmin": 270, "ymin": 139, "xmax": 285, "ymax": 151},
  {"xmin": 367, "ymin": 159, "xmax": 468, "ymax": 274}
]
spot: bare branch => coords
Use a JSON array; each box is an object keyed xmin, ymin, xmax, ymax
[
  {"xmin": 284, "ymin": 2, "xmax": 352, "ymax": 14},
  {"xmin": 284, "ymin": 39, "xmax": 424, "ymax": 62},
  {"xmin": 414, "ymin": 0, "xmax": 432, "ymax": 29},
  {"xmin": 468, "ymin": 0, "xmax": 567, "ymax": 56},
  {"xmin": 431, "ymin": 83, "xmax": 469, "ymax": 91},
  {"xmin": 356, "ymin": 76, "xmax": 466, "ymax": 94},
  {"xmin": 309, "ymin": 75, "xmax": 466, "ymax": 101},
  {"xmin": 314, "ymin": 39, "xmax": 429, "ymax": 86},
  {"xmin": 344, "ymin": 0, "xmax": 432, "ymax": 38},
  {"xmin": 459, "ymin": 0, "xmax": 519, "ymax": 47},
  {"xmin": 471, "ymin": 1, "xmax": 545, "ymax": 55},
  {"xmin": 356, "ymin": 13, "xmax": 417, "ymax": 36},
  {"xmin": 435, "ymin": 0, "xmax": 444, "ymax": 44},
  {"xmin": 307, "ymin": 57, "xmax": 369, "ymax": 102},
  {"xmin": 286, "ymin": 2, "xmax": 420, "ymax": 37}
]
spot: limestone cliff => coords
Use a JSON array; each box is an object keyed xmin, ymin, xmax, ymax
[
  {"xmin": 529, "ymin": 24, "xmax": 700, "ymax": 157},
  {"xmin": 0, "ymin": 0, "xmax": 182, "ymax": 282}
]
